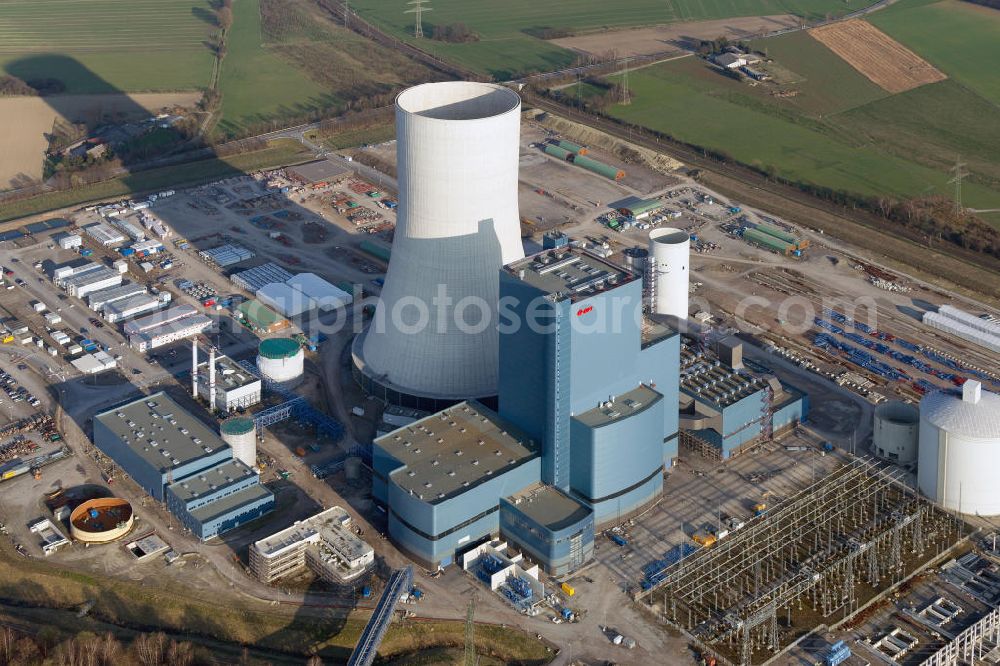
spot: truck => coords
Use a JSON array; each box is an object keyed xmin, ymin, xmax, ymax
[{"xmin": 609, "ymin": 533, "xmax": 628, "ymax": 547}]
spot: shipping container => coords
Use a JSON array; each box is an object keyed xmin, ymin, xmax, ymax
[{"xmin": 561, "ymin": 582, "xmax": 575, "ymax": 596}]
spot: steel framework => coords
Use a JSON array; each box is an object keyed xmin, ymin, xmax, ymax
[
  {"xmin": 347, "ymin": 566, "xmax": 414, "ymax": 666},
  {"xmin": 636, "ymin": 458, "xmax": 962, "ymax": 665},
  {"xmin": 239, "ymin": 359, "xmax": 344, "ymax": 441},
  {"xmin": 921, "ymin": 603, "xmax": 1000, "ymax": 666}
]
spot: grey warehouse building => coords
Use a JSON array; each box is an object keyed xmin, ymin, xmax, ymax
[{"xmin": 93, "ymin": 392, "xmax": 274, "ymax": 539}]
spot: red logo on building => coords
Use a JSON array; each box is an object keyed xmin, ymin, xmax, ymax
[{"xmin": 576, "ymin": 306, "xmax": 593, "ymax": 316}]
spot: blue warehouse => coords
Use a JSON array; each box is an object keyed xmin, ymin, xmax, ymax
[
  {"xmin": 93, "ymin": 392, "xmax": 274, "ymax": 539},
  {"xmin": 677, "ymin": 338, "xmax": 808, "ymax": 459}
]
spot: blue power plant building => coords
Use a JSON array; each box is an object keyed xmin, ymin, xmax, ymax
[
  {"xmin": 372, "ymin": 248, "xmax": 808, "ymax": 574},
  {"xmin": 373, "ymin": 248, "xmax": 680, "ymax": 573},
  {"xmin": 93, "ymin": 392, "xmax": 274, "ymax": 539}
]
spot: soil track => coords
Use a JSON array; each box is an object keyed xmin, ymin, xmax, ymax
[
  {"xmin": 553, "ymin": 15, "xmax": 799, "ymax": 57},
  {"xmin": 0, "ymin": 92, "xmax": 200, "ymax": 189},
  {"xmin": 809, "ymin": 19, "xmax": 946, "ymax": 93}
]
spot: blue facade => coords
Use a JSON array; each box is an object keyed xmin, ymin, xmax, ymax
[
  {"xmin": 92, "ymin": 416, "xmax": 232, "ymax": 501},
  {"xmin": 182, "ymin": 489, "xmax": 275, "ymax": 540},
  {"xmin": 498, "ymin": 260, "xmax": 680, "ymax": 526},
  {"xmin": 499, "ymin": 494, "xmax": 594, "ymax": 576},
  {"xmin": 687, "ymin": 382, "xmax": 808, "ymax": 458},
  {"xmin": 569, "ymin": 393, "xmax": 666, "ymax": 524}
]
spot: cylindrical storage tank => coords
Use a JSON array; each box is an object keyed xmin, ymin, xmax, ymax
[
  {"xmin": 69, "ymin": 498, "xmax": 134, "ymax": 543},
  {"xmin": 345, "ymin": 456, "xmax": 362, "ymax": 482},
  {"xmin": 357, "ymin": 82, "xmax": 525, "ymax": 403},
  {"xmin": 622, "ymin": 247, "xmax": 649, "ymax": 273},
  {"xmin": 221, "ymin": 416, "xmax": 257, "ymax": 468},
  {"xmin": 649, "ymin": 228, "xmax": 689, "ymax": 319},
  {"xmin": 257, "ymin": 338, "xmax": 304, "ymax": 388},
  {"xmin": 873, "ymin": 401, "xmax": 919, "ymax": 465},
  {"xmin": 918, "ymin": 382, "xmax": 1000, "ymax": 515}
]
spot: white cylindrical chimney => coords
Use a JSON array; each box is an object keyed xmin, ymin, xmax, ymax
[
  {"xmin": 649, "ymin": 228, "xmax": 690, "ymax": 319},
  {"xmin": 357, "ymin": 82, "xmax": 525, "ymax": 401},
  {"xmin": 208, "ymin": 346, "xmax": 217, "ymax": 412},
  {"xmin": 191, "ymin": 339, "xmax": 198, "ymax": 398}
]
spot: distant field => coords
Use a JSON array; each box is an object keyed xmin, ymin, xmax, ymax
[
  {"xmin": 0, "ymin": 0, "xmax": 216, "ymax": 93},
  {"xmin": 808, "ymin": 19, "xmax": 945, "ymax": 93},
  {"xmin": 601, "ymin": 57, "xmax": 1000, "ymax": 213},
  {"xmin": 868, "ymin": 0, "xmax": 1000, "ymax": 105},
  {"xmin": 215, "ymin": 0, "xmax": 435, "ymax": 137},
  {"xmin": 350, "ymin": 0, "xmax": 867, "ymax": 78}
]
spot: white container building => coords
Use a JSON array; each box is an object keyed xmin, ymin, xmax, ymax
[
  {"xmin": 84, "ymin": 223, "xmax": 125, "ymax": 246},
  {"xmin": 918, "ymin": 381, "xmax": 1000, "ymax": 515},
  {"xmin": 256, "ymin": 282, "xmax": 314, "ymax": 318},
  {"xmin": 88, "ymin": 282, "xmax": 147, "ymax": 311},
  {"xmin": 357, "ymin": 81, "xmax": 525, "ymax": 402},
  {"xmin": 56, "ymin": 233, "xmax": 82, "ymax": 250},
  {"xmin": 922, "ymin": 310, "xmax": 1000, "ymax": 354},
  {"xmin": 63, "ymin": 267, "xmax": 122, "ymax": 298},
  {"xmin": 103, "ymin": 294, "xmax": 164, "ymax": 323},
  {"xmin": 286, "ymin": 273, "xmax": 352, "ymax": 311}
]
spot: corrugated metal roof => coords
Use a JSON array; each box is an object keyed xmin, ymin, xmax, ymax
[{"xmin": 921, "ymin": 389, "xmax": 1000, "ymax": 440}]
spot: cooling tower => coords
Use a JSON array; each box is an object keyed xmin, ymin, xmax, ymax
[
  {"xmin": 649, "ymin": 228, "xmax": 689, "ymax": 319},
  {"xmin": 354, "ymin": 82, "xmax": 524, "ymax": 406}
]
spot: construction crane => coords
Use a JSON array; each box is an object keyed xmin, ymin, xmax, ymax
[{"xmin": 464, "ymin": 594, "xmax": 477, "ymax": 666}]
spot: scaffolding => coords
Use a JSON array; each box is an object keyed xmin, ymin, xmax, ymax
[
  {"xmin": 921, "ymin": 603, "xmax": 1000, "ymax": 666},
  {"xmin": 636, "ymin": 458, "xmax": 963, "ymax": 665}
]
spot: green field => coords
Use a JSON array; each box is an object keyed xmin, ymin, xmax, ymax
[
  {"xmin": 215, "ymin": 0, "xmax": 435, "ymax": 137},
  {"xmin": 602, "ymin": 56, "xmax": 1000, "ymax": 212},
  {"xmin": 868, "ymin": 0, "xmax": 1000, "ymax": 106},
  {"xmin": 0, "ymin": 0, "xmax": 216, "ymax": 93},
  {"xmin": 350, "ymin": 0, "xmax": 867, "ymax": 78}
]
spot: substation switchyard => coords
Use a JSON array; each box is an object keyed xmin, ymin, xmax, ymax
[{"xmin": 635, "ymin": 458, "xmax": 964, "ymax": 665}]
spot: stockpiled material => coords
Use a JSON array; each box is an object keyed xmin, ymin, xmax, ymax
[
  {"xmin": 556, "ymin": 140, "xmax": 587, "ymax": 155},
  {"xmin": 743, "ymin": 228, "xmax": 793, "ymax": 254},
  {"xmin": 543, "ymin": 144, "xmax": 573, "ymax": 160},
  {"xmin": 755, "ymin": 223, "xmax": 797, "ymax": 245},
  {"xmin": 570, "ymin": 154, "xmax": 625, "ymax": 180}
]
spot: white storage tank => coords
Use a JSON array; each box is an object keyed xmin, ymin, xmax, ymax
[
  {"xmin": 873, "ymin": 401, "xmax": 919, "ymax": 465},
  {"xmin": 256, "ymin": 337, "xmax": 304, "ymax": 388},
  {"xmin": 648, "ymin": 228, "xmax": 689, "ymax": 319},
  {"xmin": 221, "ymin": 416, "xmax": 257, "ymax": 468},
  {"xmin": 918, "ymin": 381, "xmax": 1000, "ymax": 515}
]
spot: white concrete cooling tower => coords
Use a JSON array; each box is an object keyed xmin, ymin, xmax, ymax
[
  {"xmin": 649, "ymin": 228, "xmax": 689, "ymax": 319},
  {"xmin": 354, "ymin": 82, "xmax": 524, "ymax": 407}
]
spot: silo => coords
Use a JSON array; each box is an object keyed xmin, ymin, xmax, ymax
[
  {"xmin": 918, "ymin": 381, "xmax": 1000, "ymax": 515},
  {"xmin": 257, "ymin": 338, "xmax": 304, "ymax": 388},
  {"xmin": 354, "ymin": 82, "xmax": 525, "ymax": 407},
  {"xmin": 648, "ymin": 228, "xmax": 689, "ymax": 319},
  {"xmin": 872, "ymin": 401, "xmax": 919, "ymax": 465},
  {"xmin": 221, "ymin": 416, "xmax": 257, "ymax": 468}
]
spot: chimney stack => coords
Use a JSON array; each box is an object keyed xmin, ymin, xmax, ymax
[
  {"xmin": 208, "ymin": 346, "xmax": 217, "ymax": 412},
  {"xmin": 191, "ymin": 339, "xmax": 198, "ymax": 398}
]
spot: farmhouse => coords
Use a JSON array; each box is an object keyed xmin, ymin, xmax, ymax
[{"xmin": 714, "ymin": 53, "xmax": 746, "ymax": 69}]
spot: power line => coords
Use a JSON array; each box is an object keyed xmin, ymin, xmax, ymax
[
  {"xmin": 464, "ymin": 594, "xmax": 477, "ymax": 666},
  {"xmin": 621, "ymin": 58, "xmax": 631, "ymax": 106},
  {"xmin": 404, "ymin": 0, "xmax": 432, "ymax": 38}
]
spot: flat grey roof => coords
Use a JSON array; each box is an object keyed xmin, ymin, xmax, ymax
[
  {"xmin": 506, "ymin": 483, "xmax": 591, "ymax": 532},
  {"xmin": 189, "ymin": 484, "xmax": 272, "ymax": 524},
  {"xmin": 168, "ymin": 459, "xmax": 256, "ymax": 503},
  {"xmin": 376, "ymin": 401, "xmax": 538, "ymax": 504},
  {"xmin": 503, "ymin": 248, "xmax": 638, "ymax": 303},
  {"xmin": 200, "ymin": 354, "xmax": 260, "ymax": 391},
  {"xmin": 96, "ymin": 392, "xmax": 229, "ymax": 475},
  {"xmin": 573, "ymin": 384, "xmax": 662, "ymax": 428},
  {"xmin": 641, "ymin": 316, "xmax": 677, "ymax": 348}
]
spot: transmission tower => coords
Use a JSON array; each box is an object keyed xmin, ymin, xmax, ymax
[
  {"xmin": 343, "ymin": 0, "xmax": 349, "ymax": 28},
  {"xmin": 464, "ymin": 595, "xmax": 477, "ymax": 666},
  {"xmin": 949, "ymin": 155, "xmax": 968, "ymax": 214},
  {"xmin": 621, "ymin": 58, "xmax": 632, "ymax": 105},
  {"xmin": 405, "ymin": 0, "xmax": 431, "ymax": 38}
]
